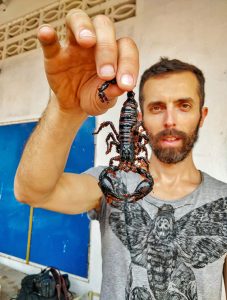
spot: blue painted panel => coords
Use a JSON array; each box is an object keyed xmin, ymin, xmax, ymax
[
  {"xmin": 30, "ymin": 210, "xmax": 90, "ymax": 277},
  {"xmin": 0, "ymin": 117, "xmax": 95, "ymax": 278},
  {"xmin": 0, "ymin": 122, "xmax": 37, "ymax": 258},
  {"xmin": 30, "ymin": 117, "xmax": 95, "ymax": 277}
]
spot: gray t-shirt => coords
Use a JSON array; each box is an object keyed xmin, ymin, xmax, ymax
[{"xmin": 86, "ymin": 166, "xmax": 227, "ymax": 300}]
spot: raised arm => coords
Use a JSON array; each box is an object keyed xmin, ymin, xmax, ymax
[{"xmin": 14, "ymin": 9, "xmax": 139, "ymax": 214}]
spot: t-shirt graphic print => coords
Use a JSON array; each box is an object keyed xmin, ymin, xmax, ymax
[{"xmin": 110, "ymin": 198, "xmax": 227, "ymax": 299}]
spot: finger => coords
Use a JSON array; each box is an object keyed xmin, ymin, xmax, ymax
[
  {"xmin": 66, "ymin": 9, "xmax": 96, "ymax": 47},
  {"xmin": 116, "ymin": 37, "xmax": 139, "ymax": 91},
  {"xmin": 37, "ymin": 25, "xmax": 61, "ymax": 59},
  {"xmin": 93, "ymin": 15, "xmax": 117, "ymax": 80}
]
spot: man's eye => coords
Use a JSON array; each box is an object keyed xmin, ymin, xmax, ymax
[
  {"xmin": 151, "ymin": 106, "xmax": 162, "ymax": 113},
  {"xmin": 180, "ymin": 103, "xmax": 191, "ymax": 111}
]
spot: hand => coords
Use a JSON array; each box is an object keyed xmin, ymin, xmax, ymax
[{"xmin": 37, "ymin": 9, "xmax": 139, "ymax": 116}]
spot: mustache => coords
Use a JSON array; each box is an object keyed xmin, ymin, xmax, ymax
[{"xmin": 152, "ymin": 129, "xmax": 188, "ymax": 140}]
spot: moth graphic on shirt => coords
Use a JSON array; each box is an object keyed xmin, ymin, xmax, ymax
[{"xmin": 109, "ymin": 197, "xmax": 227, "ymax": 300}]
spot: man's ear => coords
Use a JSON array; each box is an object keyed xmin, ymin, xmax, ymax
[
  {"xmin": 138, "ymin": 111, "xmax": 143, "ymax": 122},
  {"xmin": 199, "ymin": 106, "xmax": 208, "ymax": 127}
]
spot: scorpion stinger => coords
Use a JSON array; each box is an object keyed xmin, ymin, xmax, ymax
[
  {"xmin": 94, "ymin": 79, "xmax": 154, "ymax": 204},
  {"xmin": 98, "ymin": 78, "xmax": 117, "ymax": 103}
]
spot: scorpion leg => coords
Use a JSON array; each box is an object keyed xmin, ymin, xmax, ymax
[
  {"xmin": 132, "ymin": 122, "xmax": 149, "ymax": 144},
  {"xmin": 133, "ymin": 131, "xmax": 150, "ymax": 160},
  {"xmin": 137, "ymin": 144, "xmax": 149, "ymax": 161},
  {"xmin": 107, "ymin": 141, "xmax": 119, "ymax": 155},
  {"xmin": 135, "ymin": 156, "xmax": 149, "ymax": 169},
  {"xmin": 109, "ymin": 155, "xmax": 121, "ymax": 166},
  {"xmin": 138, "ymin": 133, "xmax": 149, "ymax": 145},
  {"xmin": 93, "ymin": 121, "xmax": 119, "ymax": 138},
  {"xmin": 134, "ymin": 142, "xmax": 148, "ymax": 161},
  {"xmin": 106, "ymin": 132, "xmax": 119, "ymax": 154},
  {"xmin": 131, "ymin": 120, "xmax": 142, "ymax": 131}
]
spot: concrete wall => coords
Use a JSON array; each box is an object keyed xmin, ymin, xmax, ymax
[
  {"xmin": 0, "ymin": 0, "xmax": 56, "ymax": 25},
  {"xmin": 0, "ymin": 0, "xmax": 227, "ymax": 298},
  {"xmin": 0, "ymin": 49, "xmax": 49, "ymax": 124}
]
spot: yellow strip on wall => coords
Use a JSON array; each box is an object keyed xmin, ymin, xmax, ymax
[{"xmin": 26, "ymin": 206, "xmax": 34, "ymax": 264}]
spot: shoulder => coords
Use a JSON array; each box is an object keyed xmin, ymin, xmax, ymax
[
  {"xmin": 201, "ymin": 171, "xmax": 227, "ymax": 196},
  {"xmin": 202, "ymin": 171, "xmax": 227, "ymax": 187}
]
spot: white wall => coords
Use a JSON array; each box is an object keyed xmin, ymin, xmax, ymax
[
  {"xmin": 134, "ymin": 0, "xmax": 227, "ymax": 183},
  {"xmin": 0, "ymin": 0, "xmax": 227, "ymax": 298}
]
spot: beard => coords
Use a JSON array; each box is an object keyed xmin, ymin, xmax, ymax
[{"xmin": 148, "ymin": 121, "xmax": 201, "ymax": 164}]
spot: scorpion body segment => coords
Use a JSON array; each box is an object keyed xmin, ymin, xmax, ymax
[
  {"xmin": 119, "ymin": 91, "xmax": 137, "ymax": 163},
  {"xmin": 94, "ymin": 79, "xmax": 154, "ymax": 203}
]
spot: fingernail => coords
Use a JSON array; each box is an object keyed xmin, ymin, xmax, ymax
[
  {"xmin": 100, "ymin": 65, "xmax": 115, "ymax": 77},
  {"xmin": 38, "ymin": 25, "xmax": 52, "ymax": 34},
  {"xmin": 121, "ymin": 74, "xmax": 134, "ymax": 86},
  {"xmin": 79, "ymin": 29, "xmax": 95, "ymax": 39}
]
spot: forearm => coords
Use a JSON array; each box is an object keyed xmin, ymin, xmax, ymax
[{"xmin": 14, "ymin": 94, "xmax": 87, "ymax": 203}]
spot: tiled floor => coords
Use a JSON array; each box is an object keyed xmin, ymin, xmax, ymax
[{"xmin": 0, "ymin": 264, "xmax": 26, "ymax": 300}]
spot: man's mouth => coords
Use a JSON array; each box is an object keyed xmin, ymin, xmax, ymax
[{"xmin": 160, "ymin": 135, "xmax": 182, "ymax": 146}]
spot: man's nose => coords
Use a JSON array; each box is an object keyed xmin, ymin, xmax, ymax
[{"xmin": 163, "ymin": 109, "xmax": 176, "ymax": 129}]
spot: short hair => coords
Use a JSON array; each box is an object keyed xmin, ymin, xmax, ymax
[{"xmin": 139, "ymin": 57, "xmax": 205, "ymax": 113}]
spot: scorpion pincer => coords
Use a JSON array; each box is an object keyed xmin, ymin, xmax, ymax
[{"xmin": 94, "ymin": 79, "xmax": 154, "ymax": 204}]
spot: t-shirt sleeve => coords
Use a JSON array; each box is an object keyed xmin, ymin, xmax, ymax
[
  {"xmin": 83, "ymin": 166, "xmax": 106, "ymax": 221},
  {"xmin": 84, "ymin": 166, "xmax": 104, "ymax": 180}
]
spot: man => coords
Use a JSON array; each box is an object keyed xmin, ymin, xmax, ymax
[{"xmin": 14, "ymin": 9, "xmax": 227, "ymax": 300}]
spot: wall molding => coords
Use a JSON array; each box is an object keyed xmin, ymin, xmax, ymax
[{"xmin": 0, "ymin": 0, "xmax": 136, "ymax": 60}]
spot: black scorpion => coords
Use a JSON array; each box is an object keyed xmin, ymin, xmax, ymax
[{"xmin": 94, "ymin": 79, "xmax": 154, "ymax": 204}]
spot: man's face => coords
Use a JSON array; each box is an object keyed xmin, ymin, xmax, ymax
[{"xmin": 141, "ymin": 71, "xmax": 208, "ymax": 164}]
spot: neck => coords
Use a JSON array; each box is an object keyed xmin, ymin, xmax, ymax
[{"xmin": 149, "ymin": 151, "xmax": 201, "ymax": 185}]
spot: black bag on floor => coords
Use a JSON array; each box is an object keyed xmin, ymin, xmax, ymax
[{"xmin": 15, "ymin": 267, "xmax": 72, "ymax": 300}]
